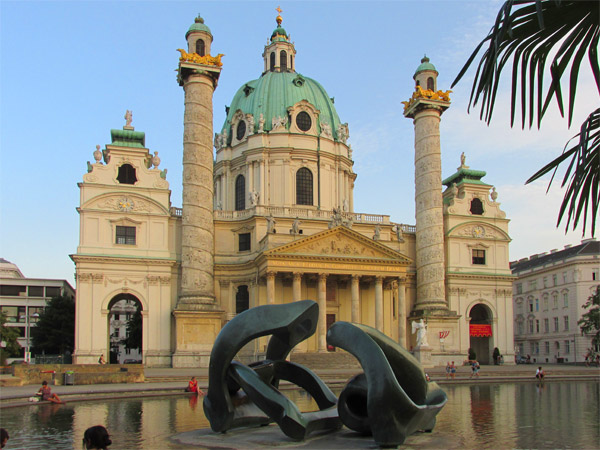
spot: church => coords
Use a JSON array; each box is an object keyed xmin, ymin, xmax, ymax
[{"xmin": 71, "ymin": 13, "xmax": 514, "ymax": 367}]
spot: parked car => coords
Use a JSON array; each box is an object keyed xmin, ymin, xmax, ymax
[
  {"xmin": 515, "ymin": 355, "xmax": 531, "ymax": 364},
  {"xmin": 123, "ymin": 359, "xmax": 142, "ymax": 364}
]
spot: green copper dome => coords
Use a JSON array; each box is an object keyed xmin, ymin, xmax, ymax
[
  {"xmin": 414, "ymin": 56, "xmax": 437, "ymax": 76},
  {"xmin": 220, "ymin": 71, "xmax": 342, "ymax": 138},
  {"xmin": 271, "ymin": 26, "xmax": 288, "ymax": 42},
  {"xmin": 186, "ymin": 15, "xmax": 212, "ymax": 38}
]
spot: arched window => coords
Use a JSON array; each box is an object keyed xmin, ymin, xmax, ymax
[
  {"xmin": 470, "ymin": 198, "xmax": 484, "ymax": 215},
  {"xmin": 280, "ymin": 50, "xmax": 287, "ymax": 71},
  {"xmin": 235, "ymin": 175, "xmax": 246, "ymax": 211},
  {"xmin": 270, "ymin": 52, "xmax": 275, "ymax": 72},
  {"xmin": 296, "ymin": 168, "xmax": 313, "ymax": 205},
  {"xmin": 427, "ymin": 77, "xmax": 434, "ymax": 90},
  {"xmin": 195, "ymin": 39, "xmax": 205, "ymax": 56},
  {"xmin": 117, "ymin": 164, "xmax": 137, "ymax": 184},
  {"xmin": 236, "ymin": 285, "xmax": 249, "ymax": 313}
]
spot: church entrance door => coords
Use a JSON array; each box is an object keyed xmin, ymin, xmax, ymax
[{"xmin": 469, "ymin": 303, "xmax": 493, "ymax": 365}]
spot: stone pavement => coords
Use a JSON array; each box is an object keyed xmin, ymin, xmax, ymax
[{"xmin": 1, "ymin": 363, "xmax": 598, "ymax": 408}]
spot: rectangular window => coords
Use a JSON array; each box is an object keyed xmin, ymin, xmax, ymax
[
  {"xmin": 529, "ymin": 280, "xmax": 537, "ymax": 291},
  {"xmin": 563, "ymin": 292, "xmax": 569, "ymax": 307},
  {"xmin": 535, "ymin": 319, "xmax": 540, "ymax": 333},
  {"xmin": 563, "ymin": 316, "xmax": 569, "ymax": 331},
  {"xmin": 565, "ymin": 340, "xmax": 570, "ymax": 354},
  {"xmin": 28, "ymin": 286, "xmax": 44, "ymax": 297},
  {"xmin": 544, "ymin": 318, "xmax": 549, "ymax": 333},
  {"xmin": 517, "ymin": 322, "xmax": 523, "ymax": 335},
  {"xmin": 516, "ymin": 283, "xmax": 522, "ymax": 294},
  {"xmin": 545, "ymin": 341, "xmax": 550, "ymax": 354},
  {"xmin": 116, "ymin": 226, "xmax": 136, "ymax": 245},
  {"xmin": 528, "ymin": 301, "xmax": 533, "ymax": 312},
  {"xmin": 238, "ymin": 233, "xmax": 251, "ymax": 252},
  {"xmin": 552, "ymin": 274, "xmax": 557, "ymax": 286},
  {"xmin": 553, "ymin": 294, "xmax": 558, "ymax": 309},
  {"xmin": 0, "ymin": 306, "xmax": 18, "ymax": 323},
  {"xmin": 114, "ymin": 328, "xmax": 120, "ymax": 338},
  {"xmin": 528, "ymin": 320, "xmax": 534, "ymax": 334},
  {"xmin": 45, "ymin": 286, "xmax": 61, "ymax": 298},
  {"xmin": 554, "ymin": 317, "xmax": 559, "ymax": 332},
  {"xmin": 562, "ymin": 272, "xmax": 567, "ymax": 283},
  {"xmin": 114, "ymin": 314, "xmax": 120, "ymax": 321},
  {"xmin": 472, "ymin": 249, "xmax": 485, "ymax": 265},
  {"xmin": 535, "ymin": 299, "xmax": 539, "ymax": 311},
  {"xmin": 535, "ymin": 342, "xmax": 539, "ymax": 354},
  {"xmin": 0, "ymin": 285, "xmax": 26, "ymax": 296},
  {"xmin": 543, "ymin": 277, "xmax": 548, "ymax": 288},
  {"xmin": 593, "ymin": 270, "xmax": 599, "ymax": 281},
  {"xmin": 543, "ymin": 298, "xmax": 548, "ymax": 311}
]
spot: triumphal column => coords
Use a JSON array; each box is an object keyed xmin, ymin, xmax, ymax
[
  {"xmin": 173, "ymin": 15, "xmax": 224, "ymax": 367},
  {"xmin": 403, "ymin": 57, "xmax": 458, "ymax": 363}
]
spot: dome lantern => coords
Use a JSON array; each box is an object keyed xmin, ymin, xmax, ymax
[
  {"xmin": 262, "ymin": 6, "xmax": 296, "ymax": 74},
  {"xmin": 413, "ymin": 55, "xmax": 438, "ymax": 91},
  {"xmin": 186, "ymin": 14, "xmax": 213, "ymax": 57}
]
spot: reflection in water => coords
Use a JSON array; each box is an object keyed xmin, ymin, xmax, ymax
[{"xmin": 1, "ymin": 382, "xmax": 598, "ymax": 449}]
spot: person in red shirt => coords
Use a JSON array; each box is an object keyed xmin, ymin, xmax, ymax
[{"xmin": 186, "ymin": 376, "xmax": 204, "ymax": 396}]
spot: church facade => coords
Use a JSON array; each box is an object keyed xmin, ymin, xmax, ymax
[{"xmin": 71, "ymin": 14, "xmax": 514, "ymax": 367}]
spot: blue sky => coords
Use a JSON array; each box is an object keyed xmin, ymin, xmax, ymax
[{"xmin": 1, "ymin": 1, "xmax": 596, "ymax": 283}]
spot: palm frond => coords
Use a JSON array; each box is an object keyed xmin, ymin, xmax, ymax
[{"xmin": 527, "ymin": 108, "xmax": 600, "ymax": 235}]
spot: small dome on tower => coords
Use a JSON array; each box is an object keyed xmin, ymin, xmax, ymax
[
  {"xmin": 414, "ymin": 55, "xmax": 437, "ymax": 77},
  {"xmin": 186, "ymin": 15, "xmax": 212, "ymax": 38},
  {"xmin": 271, "ymin": 26, "xmax": 289, "ymax": 42}
]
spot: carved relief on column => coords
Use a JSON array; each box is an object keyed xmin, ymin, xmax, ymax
[
  {"xmin": 179, "ymin": 74, "xmax": 218, "ymax": 310},
  {"xmin": 413, "ymin": 108, "xmax": 447, "ymax": 312},
  {"xmin": 375, "ymin": 276, "xmax": 384, "ymax": 332},
  {"xmin": 351, "ymin": 275, "xmax": 360, "ymax": 324},
  {"xmin": 317, "ymin": 273, "xmax": 328, "ymax": 352},
  {"xmin": 293, "ymin": 272, "xmax": 302, "ymax": 303},
  {"xmin": 266, "ymin": 271, "xmax": 276, "ymax": 305}
]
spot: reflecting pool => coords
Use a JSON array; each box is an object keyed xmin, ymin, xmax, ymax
[{"xmin": 1, "ymin": 382, "xmax": 598, "ymax": 449}]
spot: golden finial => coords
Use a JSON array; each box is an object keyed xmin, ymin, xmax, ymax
[{"xmin": 276, "ymin": 5, "xmax": 283, "ymax": 26}]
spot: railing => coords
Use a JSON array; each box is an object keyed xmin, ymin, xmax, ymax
[{"xmin": 172, "ymin": 204, "xmax": 416, "ymax": 233}]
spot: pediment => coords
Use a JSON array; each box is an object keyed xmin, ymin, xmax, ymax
[
  {"xmin": 264, "ymin": 226, "xmax": 412, "ymax": 264},
  {"xmin": 83, "ymin": 193, "xmax": 169, "ymax": 215},
  {"xmin": 447, "ymin": 222, "xmax": 510, "ymax": 241}
]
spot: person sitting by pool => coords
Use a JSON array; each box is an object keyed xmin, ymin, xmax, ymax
[
  {"xmin": 185, "ymin": 376, "xmax": 204, "ymax": 396},
  {"xmin": 535, "ymin": 366, "xmax": 544, "ymax": 381},
  {"xmin": 37, "ymin": 380, "xmax": 63, "ymax": 404},
  {"xmin": 83, "ymin": 425, "xmax": 112, "ymax": 449}
]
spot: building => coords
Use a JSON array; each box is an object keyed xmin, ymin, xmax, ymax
[
  {"xmin": 511, "ymin": 238, "xmax": 600, "ymax": 364},
  {"xmin": 109, "ymin": 298, "xmax": 142, "ymax": 364},
  {"xmin": 0, "ymin": 258, "xmax": 75, "ymax": 361},
  {"xmin": 71, "ymin": 13, "xmax": 515, "ymax": 367}
]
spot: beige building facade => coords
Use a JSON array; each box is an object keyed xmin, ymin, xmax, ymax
[
  {"xmin": 72, "ymin": 14, "xmax": 515, "ymax": 367},
  {"xmin": 512, "ymin": 239, "xmax": 599, "ymax": 364}
]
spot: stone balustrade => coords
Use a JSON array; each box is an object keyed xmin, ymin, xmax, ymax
[{"xmin": 170, "ymin": 205, "xmax": 416, "ymax": 233}]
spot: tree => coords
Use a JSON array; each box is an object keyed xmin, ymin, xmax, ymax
[
  {"xmin": 121, "ymin": 305, "xmax": 142, "ymax": 352},
  {"xmin": 31, "ymin": 295, "xmax": 75, "ymax": 354},
  {"xmin": 578, "ymin": 286, "xmax": 600, "ymax": 347},
  {"xmin": 453, "ymin": 1, "xmax": 599, "ymax": 236},
  {"xmin": 0, "ymin": 312, "xmax": 21, "ymax": 364}
]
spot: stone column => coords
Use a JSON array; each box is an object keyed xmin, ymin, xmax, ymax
[
  {"xmin": 397, "ymin": 278, "xmax": 407, "ymax": 348},
  {"xmin": 267, "ymin": 271, "xmax": 276, "ymax": 305},
  {"xmin": 259, "ymin": 160, "xmax": 265, "ymax": 206},
  {"xmin": 351, "ymin": 275, "xmax": 360, "ymax": 323},
  {"xmin": 178, "ymin": 70, "xmax": 219, "ymax": 309},
  {"xmin": 293, "ymin": 272, "xmax": 302, "ymax": 303},
  {"xmin": 375, "ymin": 276, "xmax": 383, "ymax": 331},
  {"xmin": 405, "ymin": 102, "xmax": 449, "ymax": 312},
  {"xmin": 318, "ymin": 273, "xmax": 327, "ymax": 352}
]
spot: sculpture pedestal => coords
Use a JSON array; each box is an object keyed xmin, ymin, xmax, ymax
[
  {"xmin": 172, "ymin": 310, "xmax": 223, "ymax": 368},
  {"xmin": 413, "ymin": 345, "xmax": 433, "ymax": 368}
]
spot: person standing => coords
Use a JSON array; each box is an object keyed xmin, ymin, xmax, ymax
[
  {"xmin": 470, "ymin": 360, "xmax": 480, "ymax": 379},
  {"xmin": 445, "ymin": 362, "xmax": 451, "ymax": 379},
  {"xmin": 450, "ymin": 361, "xmax": 456, "ymax": 379}
]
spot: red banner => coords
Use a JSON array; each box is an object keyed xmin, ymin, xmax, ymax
[{"xmin": 470, "ymin": 324, "xmax": 492, "ymax": 337}]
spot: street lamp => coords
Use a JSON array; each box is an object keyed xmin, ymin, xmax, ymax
[{"xmin": 20, "ymin": 309, "xmax": 40, "ymax": 363}]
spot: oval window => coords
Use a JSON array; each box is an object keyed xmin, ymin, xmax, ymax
[
  {"xmin": 236, "ymin": 120, "xmax": 246, "ymax": 141},
  {"xmin": 296, "ymin": 111, "xmax": 312, "ymax": 132}
]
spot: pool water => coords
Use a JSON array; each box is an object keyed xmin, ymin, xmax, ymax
[{"xmin": 1, "ymin": 382, "xmax": 598, "ymax": 449}]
